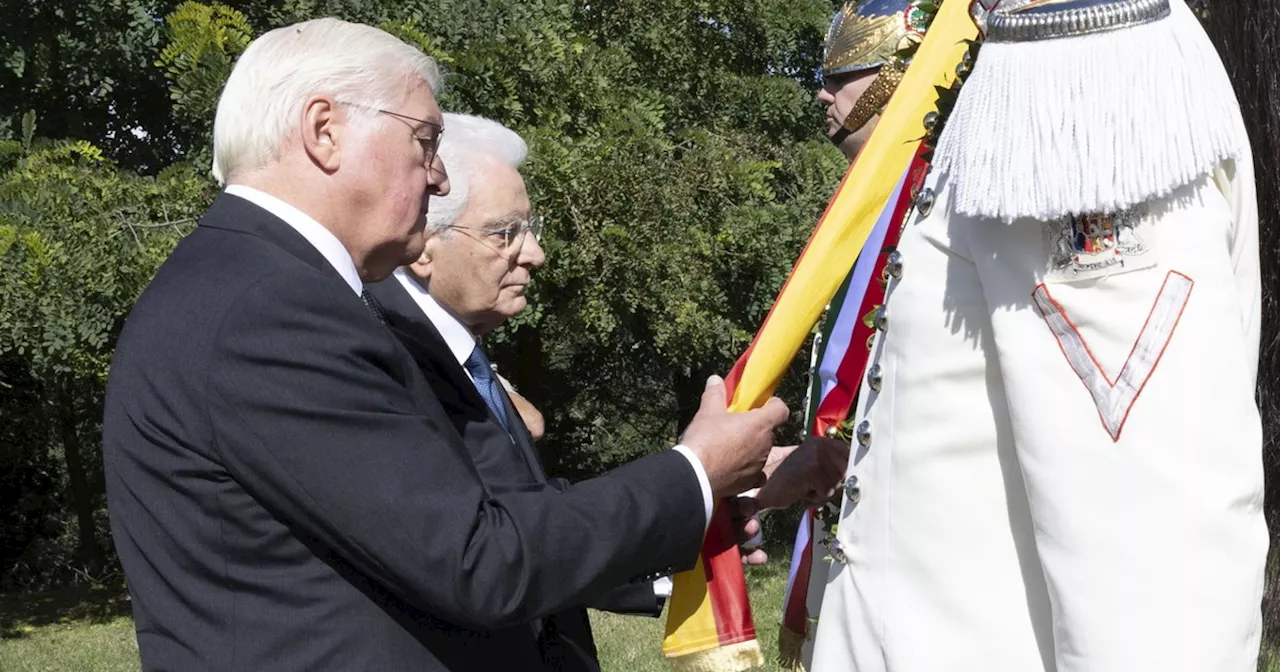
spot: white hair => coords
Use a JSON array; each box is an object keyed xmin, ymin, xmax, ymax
[
  {"xmin": 426, "ymin": 113, "xmax": 529, "ymax": 232},
  {"xmin": 211, "ymin": 18, "xmax": 441, "ymax": 185}
]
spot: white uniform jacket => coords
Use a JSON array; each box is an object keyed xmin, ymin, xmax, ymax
[{"xmin": 810, "ymin": 153, "xmax": 1267, "ymax": 671}]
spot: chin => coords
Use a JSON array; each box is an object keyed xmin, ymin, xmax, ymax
[
  {"xmin": 400, "ymin": 234, "xmax": 426, "ymax": 265},
  {"xmin": 500, "ymin": 297, "xmax": 528, "ymax": 317}
]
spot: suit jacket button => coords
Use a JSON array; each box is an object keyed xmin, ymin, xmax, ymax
[{"xmin": 867, "ymin": 364, "xmax": 883, "ymax": 392}]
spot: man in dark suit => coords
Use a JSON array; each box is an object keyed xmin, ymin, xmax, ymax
[
  {"xmin": 102, "ymin": 19, "xmax": 789, "ymax": 671},
  {"xmin": 366, "ymin": 113, "xmax": 663, "ymax": 671},
  {"xmin": 367, "ymin": 113, "xmax": 855, "ymax": 669}
]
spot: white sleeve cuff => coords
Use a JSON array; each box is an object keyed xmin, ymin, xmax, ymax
[
  {"xmin": 671, "ymin": 444, "xmax": 714, "ymax": 531},
  {"xmin": 653, "ymin": 575, "xmax": 673, "ymax": 598}
]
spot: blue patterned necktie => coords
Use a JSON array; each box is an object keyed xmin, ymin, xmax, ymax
[{"xmin": 463, "ymin": 345, "xmax": 510, "ymax": 432}]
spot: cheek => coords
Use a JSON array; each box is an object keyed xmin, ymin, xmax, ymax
[
  {"xmin": 834, "ymin": 78, "xmax": 874, "ymax": 116},
  {"xmin": 490, "ymin": 268, "xmax": 513, "ymax": 298},
  {"xmin": 834, "ymin": 91, "xmax": 858, "ymax": 116},
  {"xmin": 387, "ymin": 171, "xmax": 429, "ymax": 221},
  {"xmin": 451, "ymin": 257, "xmax": 505, "ymax": 309},
  {"xmin": 368, "ymin": 145, "xmax": 426, "ymax": 203}
]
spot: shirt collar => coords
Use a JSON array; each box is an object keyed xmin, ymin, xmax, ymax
[
  {"xmin": 392, "ymin": 268, "xmax": 478, "ymax": 367},
  {"xmin": 224, "ymin": 185, "xmax": 363, "ymax": 295}
]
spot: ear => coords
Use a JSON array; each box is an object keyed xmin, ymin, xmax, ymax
[
  {"xmin": 300, "ymin": 95, "xmax": 343, "ymax": 172},
  {"xmin": 407, "ymin": 241, "xmax": 435, "ymax": 281}
]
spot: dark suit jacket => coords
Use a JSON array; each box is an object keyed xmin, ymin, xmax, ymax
[
  {"xmin": 367, "ymin": 278, "xmax": 665, "ymax": 671},
  {"xmin": 102, "ymin": 193, "xmax": 704, "ymax": 671}
]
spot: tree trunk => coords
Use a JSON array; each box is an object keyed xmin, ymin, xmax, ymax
[{"xmin": 56, "ymin": 378, "xmax": 101, "ymax": 575}]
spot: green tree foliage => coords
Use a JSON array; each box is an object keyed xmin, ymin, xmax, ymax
[
  {"xmin": 0, "ymin": 0, "xmax": 847, "ymax": 585},
  {"xmin": 369, "ymin": 0, "xmax": 844, "ymax": 476},
  {"xmin": 0, "ymin": 0, "xmax": 180, "ymax": 171},
  {"xmin": 0, "ymin": 126, "xmax": 210, "ymax": 584},
  {"xmin": 156, "ymin": 1, "xmax": 253, "ymax": 169},
  {"xmin": 2, "ymin": 7, "xmax": 1277, "ymax": 667}
]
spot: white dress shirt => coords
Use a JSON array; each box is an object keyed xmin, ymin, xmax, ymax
[{"xmin": 225, "ymin": 185, "xmax": 363, "ymax": 295}]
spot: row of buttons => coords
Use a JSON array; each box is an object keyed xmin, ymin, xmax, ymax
[{"xmin": 830, "ymin": 177, "xmax": 929, "ymax": 564}]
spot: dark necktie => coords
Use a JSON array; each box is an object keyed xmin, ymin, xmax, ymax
[
  {"xmin": 361, "ymin": 289, "xmax": 388, "ymax": 324},
  {"xmin": 463, "ymin": 345, "xmax": 510, "ymax": 432}
]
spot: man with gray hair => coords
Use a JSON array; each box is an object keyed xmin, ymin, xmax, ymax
[
  {"xmin": 368, "ymin": 112, "xmax": 854, "ymax": 669},
  {"xmin": 102, "ymin": 19, "xmax": 791, "ymax": 671},
  {"xmin": 368, "ymin": 112, "xmax": 666, "ymax": 671}
]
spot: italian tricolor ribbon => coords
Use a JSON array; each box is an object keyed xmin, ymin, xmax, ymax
[
  {"xmin": 778, "ymin": 149, "xmax": 931, "ymax": 670},
  {"xmin": 660, "ymin": 2, "xmax": 979, "ymax": 669}
]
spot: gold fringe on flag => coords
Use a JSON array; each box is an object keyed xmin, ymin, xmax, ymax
[
  {"xmin": 777, "ymin": 624, "xmax": 808, "ymax": 671},
  {"xmin": 667, "ymin": 639, "xmax": 764, "ymax": 672}
]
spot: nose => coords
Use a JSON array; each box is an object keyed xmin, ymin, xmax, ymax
[
  {"xmin": 519, "ymin": 234, "xmax": 546, "ymax": 268},
  {"xmin": 427, "ymin": 154, "xmax": 450, "ymax": 197},
  {"xmin": 816, "ymin": 86, "xmax": 836, "ymax": 106}
]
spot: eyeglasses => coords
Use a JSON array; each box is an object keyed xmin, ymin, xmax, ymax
[
  {"xmin": 336, "ymin": 101, "xmax": 444, "ymax": 165},
  {"xmin": 446, "ymin": 215, "xmax": 544, "ymax": 255}
]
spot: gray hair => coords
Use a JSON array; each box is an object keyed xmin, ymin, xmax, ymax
[
  {"xmin": 427, "ymin": 113, "xmax": 529, "ymax": 232},
  {"xmin": 212, "ymin": 18, "xmax": 441, "ymax": 185}
]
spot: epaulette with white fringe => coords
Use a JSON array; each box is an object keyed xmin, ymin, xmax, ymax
[{"xmin": 934, "ymin": 0, "xmax": 1248, "ymax": 223}]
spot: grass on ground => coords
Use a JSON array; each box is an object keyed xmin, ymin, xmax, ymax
[
  {"xmin": 590, "ymin": 558, "xmax": 790, "ymax": 671},
  {"xmin": 0, "ymin": 558, "xmax": 791, "ymax": 672},
  {"xmin": 0, "ymin": 584, "xmax": 138, "ymax": 672},
  {"xmin": 4, "ymin": 558, "xmax": 1277, "ymax": 672}
]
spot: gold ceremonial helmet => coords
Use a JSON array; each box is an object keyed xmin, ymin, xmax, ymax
[
  {"xmin": 823, "ymin": 0, "xmax": 933, "ymax": 136},
  {"xmin": 823, "ymin": 0, "xmax": 930, "ymax": 78}
]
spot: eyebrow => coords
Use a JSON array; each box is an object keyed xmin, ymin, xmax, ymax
[{"xmin": 488, "ymin": 212, "xmax": 527, "ymax": 228}]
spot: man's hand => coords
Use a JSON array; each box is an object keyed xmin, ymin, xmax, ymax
[
  {"xmin": 730, "ymin": 440, "xmax": 850, "ymax": 566},
  {"xmin": 681, "ymin": 375, "xmax": 789, "ymax": 500},
  {"xmin": 754, "ymin": 436, "xmax": 850, "ymax": 512},
  {"xmin": 730, "ymin": 496, "xmax": 769, "ymax": 565},
  {"xmin": 506, "ymin": 387, "xmax": 545, "ymax": 441}
]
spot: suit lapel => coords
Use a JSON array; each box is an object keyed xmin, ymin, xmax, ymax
[
  {"xmin": 368, "ymin": 278, "xmax": 548, "ymax": 484},
  {"xmin": 372, "ymin": 279, "xmax": 474, "ymax": 387},
  {"xmin": 494, "ymin": 384, "xmax": 547, "ymax": 483}
]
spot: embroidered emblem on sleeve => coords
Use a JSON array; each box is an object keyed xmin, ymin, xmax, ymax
[
  {"xmin": 1032, "ymin": 271, "xmax": 1193, "ymax": 441},
  {"xmin": 1045, "ymin": 206, "xmax": 1157, "ymax": 283}
]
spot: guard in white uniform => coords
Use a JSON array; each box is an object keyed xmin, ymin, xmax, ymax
[{"xmin": 810, "ymin": 1, "xmax": 1268, "ymax": 670}]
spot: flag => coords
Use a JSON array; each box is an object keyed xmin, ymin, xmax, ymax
[
  {"xmin": 776, "ymin": 149, "xmax": 931, "ymax": 669},
  {"xmin": 661, "ymin": 3, "xmax": 979, "ymax": 669}
]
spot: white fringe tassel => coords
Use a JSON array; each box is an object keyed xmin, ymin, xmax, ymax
[{"xmin": 935, "ymin": 0, "xmax": 1248, "ymax": 223}]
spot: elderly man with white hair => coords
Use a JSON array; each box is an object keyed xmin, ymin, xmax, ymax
[
  {"xmin": 366, "ymin": 112, "xmax": 671, "ymax": 671},
  {"xmin": 102, "ymin": 18, "xmax": 795, "ymax": 672}
]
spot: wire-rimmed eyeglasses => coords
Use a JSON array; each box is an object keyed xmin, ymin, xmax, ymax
[
  {"xmin": 446, "ymin": 215, "xmax": 544, "ymax": 256},
  {"xmin": 336, "ymin": 101, "xmax": 443, "ymax": 166}
]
